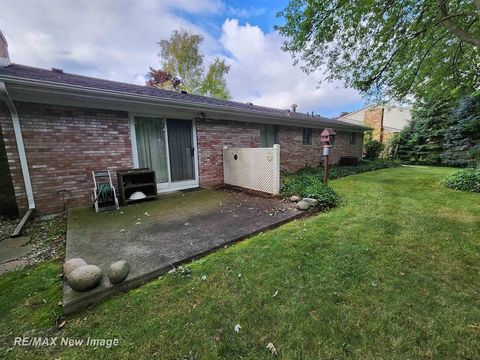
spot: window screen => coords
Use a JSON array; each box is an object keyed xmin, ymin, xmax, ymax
[
  {"xmin": 303, "ymin": 128, "xmax": 312, "ymax": 145},
  {"xmin": 260, "ymin": 125, "xmax": 278, "ymax": 147},
  {"xmin": 349, "ymin": 132, "xmax": 356, "ymax": 145}
]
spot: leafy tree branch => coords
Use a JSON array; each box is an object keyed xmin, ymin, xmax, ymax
[
  {"xmin": 276, "ymin": 0, "xmax": 480, "ymax": 102},
  {"xmin": 146, "ymin": 29, "xmax": 231, "ymax": 100}
]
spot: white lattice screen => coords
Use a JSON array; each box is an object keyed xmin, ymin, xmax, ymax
[{"xmin": 223, "ymin": 145, "xmax": 280, "ymax": 194}]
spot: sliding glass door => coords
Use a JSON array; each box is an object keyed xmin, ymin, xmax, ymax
[
  {"xmin": 167, "ymin": 119, "xmax": 195, "ymax": 182},
  {"xmin": 134, "ymin": 117, "xmax": 169, "ymax": 184},
  {"xmin": 134, "ymin": 116, "xmax": 198, "ymax": 190}
]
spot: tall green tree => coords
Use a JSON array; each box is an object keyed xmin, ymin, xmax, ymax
[
  {"xmin": 441, "ymin": 95, "xmax": 480, "ymax": 166},
  {"xmin": 199, "ymin": 58, "xmax": 231, "ymax": 100},
  {"xmin": 396, "ymin": 98, "xmax": 452, "ymax": 163},
  {"xmin": 146, "ymin": 29, "xmax": 231, "ymax": 100},
  {"xmin": 276, "ymin": 1, "xmax": 480, "ymax": 102},
  {"xmin": 393, "ymin": 95, "xmax": 480, "ymax": 166}
]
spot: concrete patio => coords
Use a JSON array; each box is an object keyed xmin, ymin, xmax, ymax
[{"xmin": 64, "ymin": 188, "xmax": 302, "ymax": 313}]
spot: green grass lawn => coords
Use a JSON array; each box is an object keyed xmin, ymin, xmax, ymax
[{"xmin": 1, "ymin": 166, "xmax": 480, "ymax": 359}]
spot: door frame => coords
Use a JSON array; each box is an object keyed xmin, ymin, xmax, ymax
[{"xmin": 129, "ymin": 112, "xmax": 199, "ymax": 193}]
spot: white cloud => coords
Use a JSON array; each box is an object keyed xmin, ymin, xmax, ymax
[
  {"xmin": 0, "ymin": 0, "xmax": 219, "ymax": 84},
  {"xmin": 220, "ymin": 19, "xmax": 363, "ymax": 116},
  {"xmin": 0, "ymin": 1, "xmax": 363, "ymax": 116}
]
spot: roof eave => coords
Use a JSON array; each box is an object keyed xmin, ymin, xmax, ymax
[{"xmin": 0, "ymin": 75, "xmax": 368, "ymax": 132}]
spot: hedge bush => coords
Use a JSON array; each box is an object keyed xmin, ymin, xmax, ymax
[
  {"xmin": 281, "ymin": 159, "xmax": 400, "ymax": 209},
  {"xmin": 281, "ymin": 173, "xmax": 337, "ymax": 210},
  {"xmin": 295, "ymin": 159, "xmax": 400, "ymax": 180},
  {"xmin": 364, "ymin": 140, "xmax": 384, "ymax": 159},
  {"xmin": 441, "ymin": 167, "xmax": 480, "ymax": 193}
]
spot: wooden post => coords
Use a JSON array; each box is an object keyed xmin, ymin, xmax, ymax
[
  {"xmin": 323, "ymin": 144, "xmax": 331, "ymax": 184},
  {"xmin": 323, "ymin": 153, "xmax": 329, "ymax": 184}
]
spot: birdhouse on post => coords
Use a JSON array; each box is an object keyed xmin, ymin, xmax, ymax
[
  {"xmin": 320, "ymin": 128, "xmax": 336, "ymax": 144},
  {"xmin": 321, "ymin": 128, "xmax": 336, "ymax": 184}
]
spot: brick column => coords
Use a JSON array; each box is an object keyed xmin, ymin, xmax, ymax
[{"xmin": 364, "ymin": 107, "xmax": 384, "ymax": 142}]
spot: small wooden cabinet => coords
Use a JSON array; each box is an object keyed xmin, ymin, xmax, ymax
[{"xmin": 117, "ymin": 168, "xmax": 157, "ymax": 206}]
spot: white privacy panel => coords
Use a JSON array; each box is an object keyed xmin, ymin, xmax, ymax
[{"xmin": 223, "ymin": 144, "xmax": 280, "ymax": 195}]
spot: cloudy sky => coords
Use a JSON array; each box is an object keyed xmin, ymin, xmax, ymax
[{"xmin": 0, "ymin": 0, "xmax": 365, "ymax": 117}]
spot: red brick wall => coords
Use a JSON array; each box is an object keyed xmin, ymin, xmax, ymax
[
  {"xmin": 278, "ymin": 126, "xmax": 363, "ymax": 172},
  {"xmin": 0, "ymin": 102, "xmax": 133, "ymax": 215},
  {"xmin": 197, "ymin": 119, "xmax": 364, "ymax": 186},
  {"xmin": 0, "ymin": 112, "xmax": 17, "ymax": 217},
  {"xmin": 278, "ymin": 126, "xmax": 323, "ymax": 171},
  {"xmin": 329, "ymin": 131, "xmax": 364, "ymax": 164},
  {"xmin": 1, "ymin": 103, "xmax": 363, "ymax": 215},
  {"xmin": 0, "ymin": 103, "xmax": 28, "ymax": 212},
  {"xmin": 196, "ymin": 118, "xmax": 260, "ymax": 187}
]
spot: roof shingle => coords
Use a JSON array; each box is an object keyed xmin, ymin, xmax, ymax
[{"xmin": 0, "ymin": 63, "xmax": 361, "ymax": 128}]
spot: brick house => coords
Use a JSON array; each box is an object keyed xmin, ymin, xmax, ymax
[
  {"xmin": 0, "ymin": 31, "xmax": 366, "ymax": 217},
  {"xmin": 339, "ymin": 105, "xmax": 411, "ymax": 143}
]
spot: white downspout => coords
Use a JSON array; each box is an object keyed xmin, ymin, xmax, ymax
[{"xmin": 0, "ymin": 81, "xmax": 35, "ymax": 210}]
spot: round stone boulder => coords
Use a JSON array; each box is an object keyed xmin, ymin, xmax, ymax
[
  {"xmin": 67, "ymin": 265, "xmax": 103, "ymax": 292},
  {"xmin": 290, "ymin": 195, "xmax": 301, "ymax": 202},
  {"xmin": 296, "ymin": 200, "xmax": 310, "ymax": 211},
  {"xmin": 63, "ymin": 258, "xmax": 87, "ymax": 276},
  {"xmin": 302, "ymin": 198, "xmax": 319, "ymax": 207},
  {"xmin": 107, "ymin": 261, "xmax": 130, "ymax": 284}
]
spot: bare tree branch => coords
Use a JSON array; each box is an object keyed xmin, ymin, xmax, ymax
[{"xmin": 437, "ymin": 0, "xmax": 480, "ymax": 47}]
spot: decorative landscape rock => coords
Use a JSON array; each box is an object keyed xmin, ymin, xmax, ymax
[
  {"xmin": 290, "ymin": 195, "xmax": 301, "ymax": 202},
  {"xmin": 66, "ymin": 265, "xmax": 103, "ymax": 292},
  {"xmin": 107, "ymin": 260, "xmax": 130, "ymax": 284},
  {"xmin": 303, "ymin": 198, "xmax": 319, "ymax": 207},
  {"xmin": 296, "ymin": 200, "xmax": 310, "ymax": 211},
  {"xmin": 63, "ymin": 258, "xmax": 87, "ymax": 276}
]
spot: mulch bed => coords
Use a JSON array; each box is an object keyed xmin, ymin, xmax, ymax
[
  {"xmin": 0, "ymin": 213, "xmax": 67, "ymax": 268},
  {"xmin": 0, "ymin": 218, "xmax": 17, "ymax": 242}
]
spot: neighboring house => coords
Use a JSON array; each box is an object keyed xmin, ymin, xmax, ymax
[
  {"xmin": 0, "ymin": 31, "xmax": 366, "ymax": 216},
  {"xmin": 338, "ymin": 105, "xmax": 411, "ymax": 143}
]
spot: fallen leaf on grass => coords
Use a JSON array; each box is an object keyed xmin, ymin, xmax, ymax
[
  {"xmin": 272, "ymin": 291, "xmax": 278, "ymax": 297},
  {"xmin": 266, "ymin": 342, "xmax": 277, "ymax": 355},
  {"xmin": 234, "ymin": 324, "xmax": 241, "ymax": 333}
]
